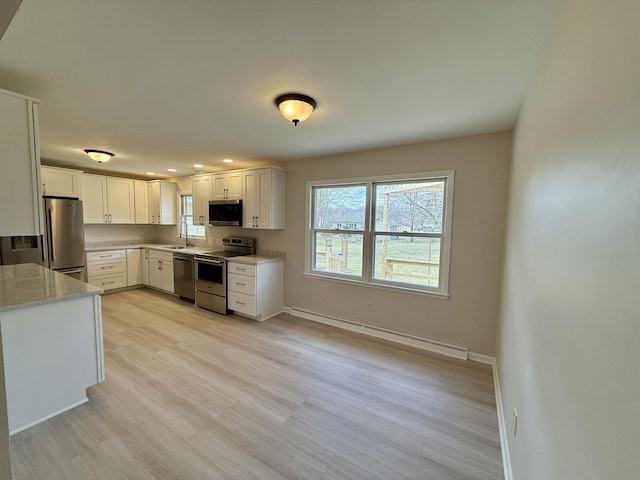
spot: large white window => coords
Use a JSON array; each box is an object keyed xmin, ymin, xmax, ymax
[
  {"xmin": 306, "ymin": 171, "xmax": 454, "ymax": 296},
  {"xmin": 179, "ymin": 194, "xmax": 205, "ymax": 239}
]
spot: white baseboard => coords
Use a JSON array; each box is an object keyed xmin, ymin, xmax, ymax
[
  {"xmin": 492, "ymin": 361, "xmax": 513, "ymax": 480},
  {"xmin": 10, "ymin": 397, "xmax": 89, "ymax": 436},
  {"xmin": 286, "ymin": 306, "xmax": 473, "ymax": 361}
]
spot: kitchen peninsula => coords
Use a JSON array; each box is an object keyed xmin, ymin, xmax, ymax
[{"xmin": 0, "ymin": 263, "xmax": 104, "ymax": 471}]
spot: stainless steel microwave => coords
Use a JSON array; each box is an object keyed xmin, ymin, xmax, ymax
[{"xmin": 209, "ymin": 200, "xmax": 242, "ymax": 226}]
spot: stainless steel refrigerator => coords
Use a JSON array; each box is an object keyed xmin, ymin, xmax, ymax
[{"xmin": 43, "ymin": 197, "xmax": 86, "ymax": 279}]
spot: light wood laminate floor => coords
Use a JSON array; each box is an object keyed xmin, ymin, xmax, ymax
[{"xmin": 10, "ymin": 288, "xmax": 503, "ymax": 480}]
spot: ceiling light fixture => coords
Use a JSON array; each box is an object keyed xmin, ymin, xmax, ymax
[
  {"xmin": 146, "ymin": 172, "xmax": 155, "ymax": 175},
  {"xmin": 168, "ymin": 168, "xmax": 177, "ymax": 172},
  {"xmin": 274, "ymin": 93, "xmax": 316, "ymax": 126},
  {"xmin": 193, "ymin": 164, "xmax": 203, "ymax": 168},
  {"xmin": 223, "ymin": 159, "xmax": 234, "ymax": 163},
  {"xmin": 84, "ymin": 149, "xmax": 114, "ymax": 163}
]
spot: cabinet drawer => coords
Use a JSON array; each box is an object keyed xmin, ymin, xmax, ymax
[
  {"xmin": 87, "ymin": 259, "xmax": 126, "ymax": 276},
  {"xmin": 88, "ymin": 272, "xmax": 127, "ymax": 290},
  {"xmin": 227, "ymin": 263, "xmax": 256, "ymax": 277},
  {"xmin": 149, "ymin": 250, "xmax": 173, "ymax": 262},
  {"xmin": 87, "ymin": 250, "xmax": 125, "ymax": 262},
  {"xmin": 228, "ymin": 291, "xmax": 257, "ymax": 316},
  {"xmin": 227, "ymin": 273, "xmax": 256, "ymax": 295}
]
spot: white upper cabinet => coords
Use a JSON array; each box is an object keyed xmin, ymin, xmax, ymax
[
  {"xmin": 107, "ymin": 177, "xmax": 136, "ymax": 223},
  {"xmin": 41, "ymin": 166, "xmax": 82, "ymax": 198},
  {"xmin": 148, "ymin": 180, "xmax": 176, "ymax": 225},
  {"xmin": 212, "ymin": 171, "xmax": 243, "ymax": 200},
  {"xmin": 192, "ymin": 174, "xmax": 212, "ymax": 226},
  {"xmin": 80, "ymin": 174, "xmax": 135, "ymax": 224},
  {"xmin": 0, "ymin": 89, "xmax": 42, "ymax": 236},
  {"xmin": 81, "ymin": 175, "xmax": 108, "ymax": 223},
  {"xmin": 134, "ymin": 180, "xmax": 149, "ymax": 224},
  {"xmin": 243, "ymin": 167, "xmax": 285, "ymax": 229}
]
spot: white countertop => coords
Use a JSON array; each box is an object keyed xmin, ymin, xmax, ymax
[
  {"xmin": 228, "ymin": 255, "xmax": 285, "ymax": 265},
  {"xmin": 85, "ymin": 244, "xmax": 212, "ymax": 255},
  {"xmin": 0, "ymin": 264, "xmax": 103, "ymax": 312}
]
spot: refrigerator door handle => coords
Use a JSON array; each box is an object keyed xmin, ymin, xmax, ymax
[{"xmin": 48, "ymin": 208, "xmax": 56, "ymax": 261}]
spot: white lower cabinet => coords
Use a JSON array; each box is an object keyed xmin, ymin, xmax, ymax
[
  {"xmin": 149, "ymin": 250, "xmax": 174, "ymax": 293},
  {"xmin": 141, "ymin": 249, "xmax": 150, "ymax": 285},
  {"xmin": 87, "ymin": 250, "xmax": 127, "ymax": 290},
  {"xmin": 227, "ymin": 259, "xmax": 283, "ymax": 321},
  {"xmin": 126, "ymin": 249, "xmax": 142, "ymax": 286}
]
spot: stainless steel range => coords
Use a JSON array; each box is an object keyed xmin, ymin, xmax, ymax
[{"xmin": 195, "ymin": 236, "xmax": 256, "ymax": 315}]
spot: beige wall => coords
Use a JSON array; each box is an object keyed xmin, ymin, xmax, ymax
[
  {"xmin": 282, "ymin": 131, "xmax": 512, "ymax": 356},
  {"xmin": 497, "ymin": 0, "xmax": 640, "ymax": 478}
]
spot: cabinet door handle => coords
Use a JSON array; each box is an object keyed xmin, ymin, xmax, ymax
[
  {"xmin": 236, "ymin": 282, "xmax": 246, "ymax": 286},
  {"xmin": 158, "ymin": 260, "xmax": 162, "ymax": 270},
  {"xmin": 235, "ymin": 267, "xmax": 246, "ymax": 271},
  {"xmin": 236, "ymin": 301, "xmax": 246, "ymax": 306},
  {"xmin": 109, "ymin": 213, "xmax": 112, "ymax": 223},
  {"xmin": 43, "ymin": 183, "xmax": 46, "ymax": 194},
  {"xmin": 104, "ymin": 214, "xmax": 108, "ymax": 223},
  {"xmin": 144, "ymin": 251, "xmax": 148, "ymax": 259},
  {"xmin": 100, "ymin": 265, "xmax": 113, "ymax": 270}
]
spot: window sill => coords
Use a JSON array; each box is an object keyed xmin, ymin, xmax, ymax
[{"xmin": 303, "ymin": 272, "xmax": 449, "ymax": 299}]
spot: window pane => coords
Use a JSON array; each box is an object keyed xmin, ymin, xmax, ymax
[
  {"xmin": 182, "ymin": 195, "xmax": 193, "ymax": 216},
  {"xmin": 183, "ymin": 214, "xmax": 205, "ymax": 237},
  {"xmin": 313, "ymin": 185, "xmax": 366, "ymax": 230},
  {"xmin": 313, "ymin": 232, "xmax": 363, "ymax": 277},
  {"xmin": 373, "ymin": 235, "xmax": 441, "ymax": 287},
  {"xmin": 374, "ymin": 180, "xmax": 445, "ymax": 234}
]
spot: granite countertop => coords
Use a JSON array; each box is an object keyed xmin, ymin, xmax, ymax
[
  {"xmin": 85, "ymin": 244, "xmax": 212, "ymax": 255},
  {"xmin": 0, "ymin": 264, "xmax": 103, "ymax": 312},
  {"xmin": 228, "ymin": 254, "xmax": 285, "ymax": 265}
]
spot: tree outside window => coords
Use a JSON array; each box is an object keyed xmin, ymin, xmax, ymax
[{"xmin": 307, "ymin": 171, "xmax": 453, "ymax": 295}]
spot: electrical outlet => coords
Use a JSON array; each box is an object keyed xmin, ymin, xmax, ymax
[
  {"xmin": 365, "ymin": 301, "xmax": 372, "ymax": 311},
  {"xmin": 513, "ymin": 407, "xmax": 518, "ymax": 436}
]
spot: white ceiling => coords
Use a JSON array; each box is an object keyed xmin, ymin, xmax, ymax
[{"xmin": 0, "ymin": 0, "xmax": 560, "ymax": 179}]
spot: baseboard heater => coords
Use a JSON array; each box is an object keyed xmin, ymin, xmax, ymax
[{"xmin": 286, "ymin": 306, "xmax": 469, "ymax": 361}]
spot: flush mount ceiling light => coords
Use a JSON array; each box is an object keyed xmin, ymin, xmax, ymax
[
  {"xmin": 274, "ymin": 93, "xmax": 316, "ymax": 126},
  {"xmin": 84, "ymin": 149, "xmax": 114, "ymax": 163},
  {"xmin": 223, "ymin": 158, "xmax": 234, "ymax": 163}
]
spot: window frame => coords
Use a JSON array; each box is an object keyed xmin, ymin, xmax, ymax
[
  {"xmin": 177, "ymin": 193, "xmax": 206, "ymax": 240},
  {"xmin": 304, "ymin": 170, "xmax": 454, "ymax": 298}
]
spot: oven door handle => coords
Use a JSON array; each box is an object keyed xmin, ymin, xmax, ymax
[{"xmin": 197, "ymin": 258, "xmax": 225, "ymax": 266}]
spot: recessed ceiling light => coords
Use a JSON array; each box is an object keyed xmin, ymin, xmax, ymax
[
  {"xmin": 223, "ymin": 159, "xmax": 234, "ymax": 163},
  {"xmin": 146, "ymin": 172, "xmax": 155, "ymax": 175},
  {"xmin": 168, "ymin": 168, "xmax": 177, "ymax": 172},
  {"xmin": 193, "ymin": 164, "xmax": 203, "ymax": 168}
]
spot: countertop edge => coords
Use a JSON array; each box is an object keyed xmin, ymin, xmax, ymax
[
  {"xmin": 0, "ymin": 288, "xmax": 103, "ymax": 313},
  {"xmin": 227, "ymin": 256, "xmax": 285, "ymax": 265}
]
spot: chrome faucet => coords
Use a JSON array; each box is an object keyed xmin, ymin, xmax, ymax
[{"xmin": 179, "ymin": 221, "xmax": 193, "ymax": 247}]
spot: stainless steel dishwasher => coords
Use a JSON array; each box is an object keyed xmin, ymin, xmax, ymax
[{"xmin": 173, "ymin": 253, "xmax": 195, "ymax": 301}]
